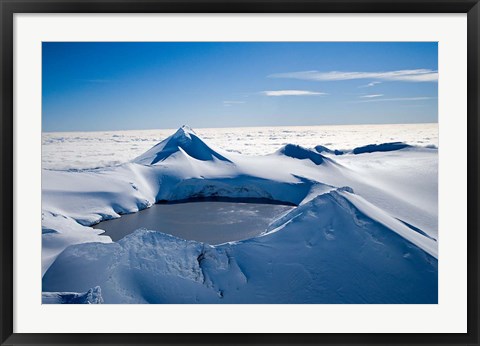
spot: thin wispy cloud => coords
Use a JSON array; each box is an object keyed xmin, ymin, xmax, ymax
[
  {"xmin": 360, "ymin": 81, "xmax": 382, "ymax": 88},
  {"xmin": 261, "ymin": 90, "xmax": 327, "ymax": 97},
  {"xmin": 360, "ymin": 94, "xmax": 383, "ymax": 98},
  {"xmin": 223, "ymin": 101, "xmax": 246, "ymax": 104},
  {"xmin": 356, "ymin": 96, "xmax": 435, "ymax": 103},
  {"xmin": 269, "ymin": 69, "xmax": 438, "ymax": 82}
]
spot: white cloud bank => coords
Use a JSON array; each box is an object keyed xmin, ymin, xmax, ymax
[
  {"xmin": 269, "ymin": 69, "xmax": 438, "ymax": 82},
  {"xmin": 261, "ymin": 90, "xmax": 327, "ymax": 96}
]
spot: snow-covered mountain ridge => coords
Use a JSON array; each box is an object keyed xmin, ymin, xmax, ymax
[{"xmin": 42, "ymin": 126, "xmax": 438, "ymax": 303}]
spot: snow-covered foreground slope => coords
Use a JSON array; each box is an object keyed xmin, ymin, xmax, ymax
[
  {"xmin": 42, "ymin": 286, "xmax": 103, "ymax": 304},
  {"xmin": 42, "ymin": 126, "xmax": 438, "ymax": 303}
]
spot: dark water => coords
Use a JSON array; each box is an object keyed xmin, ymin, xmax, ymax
[{"xmin": 93, "ymin": 201, "xmax": 294, "ymax": 244}]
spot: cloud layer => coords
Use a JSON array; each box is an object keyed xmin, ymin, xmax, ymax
[
  {"xmin": 261, "ymin": 90, "xmax": 327, "ymax": 97},
  {"xmin": 269, "ymin": 69, "xmax": 438, "ymax": 82}
]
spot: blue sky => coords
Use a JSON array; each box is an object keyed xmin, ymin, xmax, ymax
[{"xmin": 42, "ymin": 42, "xmax": 437, "ymax": 132}]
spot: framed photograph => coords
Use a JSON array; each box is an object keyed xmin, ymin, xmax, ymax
[{"xmin": 1, "ymin": 0, "xmax": 479, "ymax": 345}]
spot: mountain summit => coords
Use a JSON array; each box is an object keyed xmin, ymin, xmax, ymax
[{"xmin": 134, "ymin": 126, "xmax": 232, "ymax": 165}]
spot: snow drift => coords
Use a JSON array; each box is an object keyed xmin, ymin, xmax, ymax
[{"xmin": 42, "ymin": 126, "xmax": 438, "ymax": 304}]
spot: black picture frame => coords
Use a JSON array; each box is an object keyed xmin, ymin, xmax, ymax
[{"xmin": 1, "ymin": 0, "xmax": 479, "ymax": 345}]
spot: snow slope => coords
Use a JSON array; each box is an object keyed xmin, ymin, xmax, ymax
[
  {"xmin": 42, "ymin": 286, "xmax": 103, "ymax": 304},
  {"xmin": 42, "ymin": 126, "xmax": 438, "ymax": 303}
]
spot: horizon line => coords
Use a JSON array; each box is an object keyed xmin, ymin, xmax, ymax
[{"xmin": 42, "ymin": 121, "xmax": 438, "ymax": 135}]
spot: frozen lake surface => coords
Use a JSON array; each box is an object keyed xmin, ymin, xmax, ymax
[{"xmin": 93, "ymin": 201, "xmax": 295, "ymax": 244}]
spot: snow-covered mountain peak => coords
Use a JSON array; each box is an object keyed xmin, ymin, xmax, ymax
[
  {"xmin": 172, "ymin": 125, "xmax": 195, "ymax": 140},
  {"xmin": 133, "ymin": 126, "xmax": 232, "ymax": 165}
]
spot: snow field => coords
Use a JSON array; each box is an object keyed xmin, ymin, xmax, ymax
[{"xmin": 42, "ymin": 125, "xmax": 438, "ymax": 303}]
